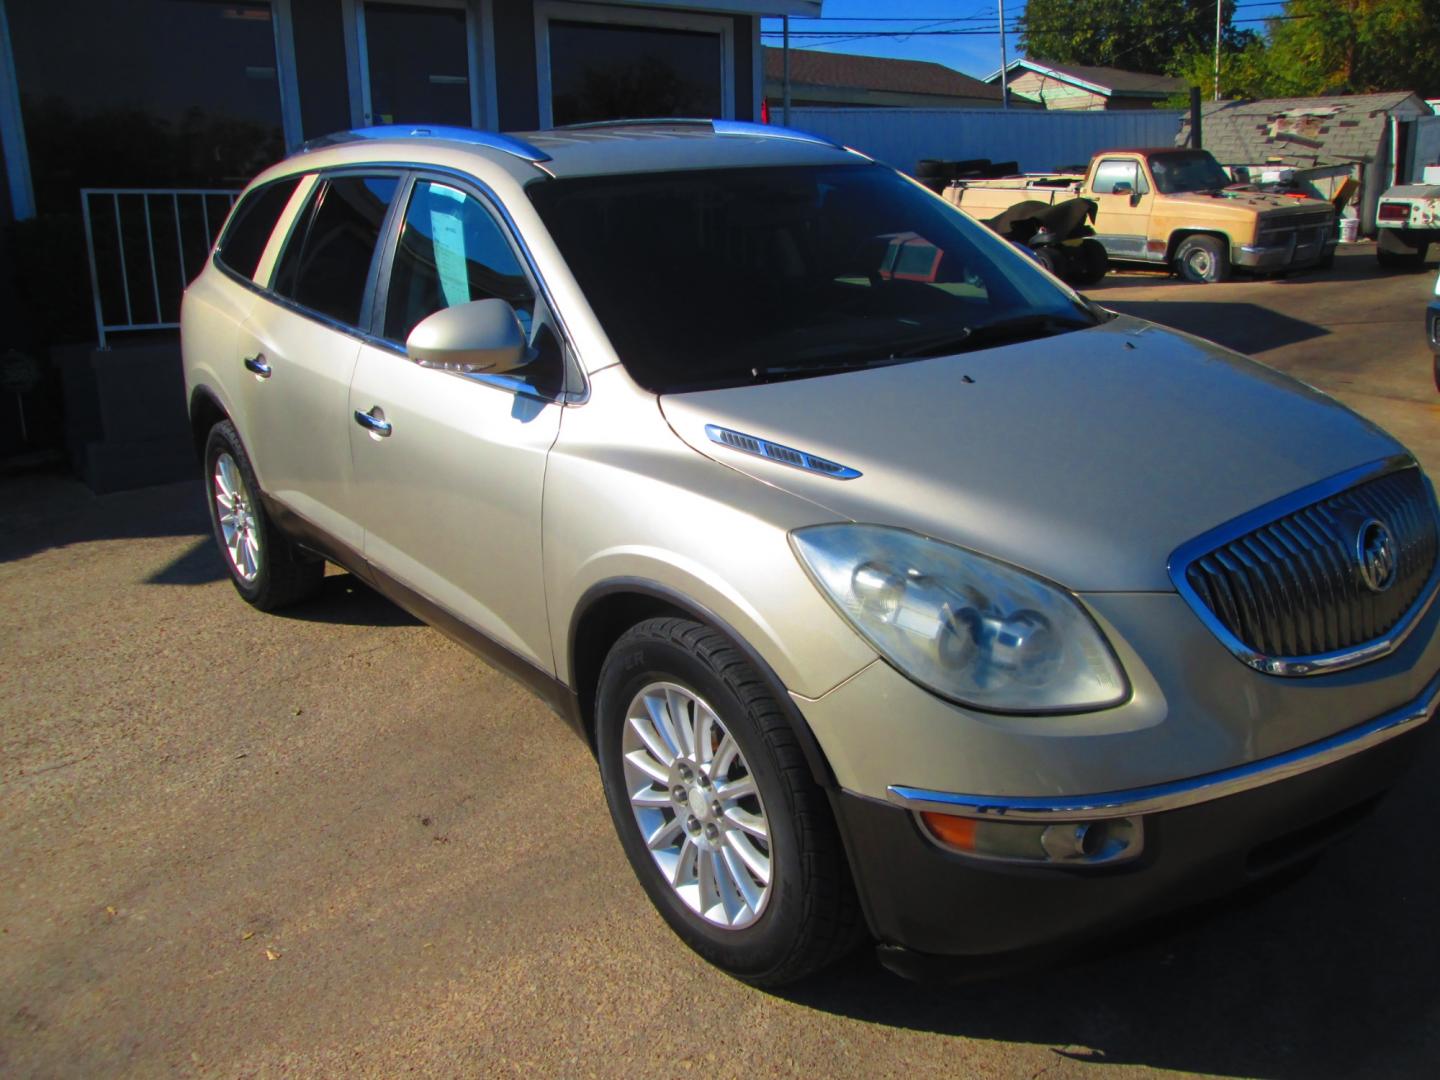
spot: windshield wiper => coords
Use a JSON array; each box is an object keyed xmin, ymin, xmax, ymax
[{"xmin": 890, "ymin": 313, "xmax": 1091, "ymax": 359}]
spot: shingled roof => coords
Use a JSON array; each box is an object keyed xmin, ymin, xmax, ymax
[
  {"xmin": 986, "ymin": 58, "xmax": 1185, "ymax": 98},
  {"xmin": 1176, "ymin": 92, "xmax": 1428, "ymax": 166},
  {"xmin": 764, "ymin": 47, "xmax": 1002, "ymax": 102}
]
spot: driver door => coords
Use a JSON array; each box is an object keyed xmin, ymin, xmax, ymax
[
  {"xmin": 1089, "ymin": 158, "xmax": 1154, "ymax": 259},
  {"xmin": 347, "ymin": 176, "xmax": 566, "ymax": 672}
]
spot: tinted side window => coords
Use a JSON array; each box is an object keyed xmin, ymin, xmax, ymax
[
  {"xmin": 216, "ymin": 177, "xmax": 301, "ymax": 280},
  {"xmin": 273, "ymin": 175, "xmax": 399, "ymax": 327},
  {"xmin": 383, "ymin": 180, "xmax": 534, "ymax": 343},
  {"xmin": 1091, "ymin": 159, "xmax": 1140, "ymax": 195}
]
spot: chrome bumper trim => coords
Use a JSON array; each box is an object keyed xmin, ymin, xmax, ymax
[{"xmin": 888, "ymin": 668, "xmax": 1440, "ymax": 822}]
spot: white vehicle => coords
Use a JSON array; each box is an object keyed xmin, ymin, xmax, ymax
[{"xmin": 1376, "ymin": 167, "xmax": 1440, "ymax": 268}]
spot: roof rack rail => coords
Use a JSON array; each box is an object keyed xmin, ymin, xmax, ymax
[
  {"xmin": 710, "ymin": 119, "xmax": 842, "ymax": 149},
  {"xmin": 301, "ymin": 125, "xmax": 551, "ymax": 163},
  {"xmin": 556, "ymin": 117, "xmax": 842, "ymax": 150}
]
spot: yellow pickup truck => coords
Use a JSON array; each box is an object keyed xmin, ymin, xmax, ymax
[{"xmin": 945, "ymin": 148, "xmax": 1337, "ymax": 283}]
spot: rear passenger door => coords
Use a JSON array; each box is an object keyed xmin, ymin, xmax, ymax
[
  {"xmin": 239, "ymin": 172, "xmax": 401, "ymax": 553},
  {"xmin": 347, "ymin": 176, "xmax": 566, "ymax": 672}
]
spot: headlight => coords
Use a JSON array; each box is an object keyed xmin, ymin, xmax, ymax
[{"xmin": 791, "ymin": 525, "xmax": 1128, "ymax": 713}]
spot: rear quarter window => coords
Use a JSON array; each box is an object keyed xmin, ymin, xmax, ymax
[{"xmin": 215, "ymin": 177, "xmax": 302, "ymax": 280}]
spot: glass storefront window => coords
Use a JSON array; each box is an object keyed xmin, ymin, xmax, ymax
[
  {"xmin": 363, "ymin": 2, "xmax": 471, "ymax": 127},
  {"xmin": 547, "ymin": 20, "xmax": 723, "ymax": 127},
  {"xmin": 9, "ymin": 0, "xmax": 287, "ymax": 214}
]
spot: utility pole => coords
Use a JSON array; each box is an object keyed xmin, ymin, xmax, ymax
[
  {"xmin": 782, "ymin": 15, "xmax": 791, "ymax": 125},
  {"xmin": 998, "ymin": 0, "xmax": 1009, "ymax": 109},
  {"xmin": 1213, "ymin": 0, "xmax": 1222, "ymax": 101}
]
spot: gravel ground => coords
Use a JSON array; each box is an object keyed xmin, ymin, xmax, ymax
[{"xmin": 3, "ymin": 244, "xmax": 1439, "ymax": 1078}]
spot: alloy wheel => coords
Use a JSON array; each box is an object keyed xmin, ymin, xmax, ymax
[
  {"xmin": 620, "ymin": 681, "xmax": 773, "ymax": 929},
  {"xmin": 213, "ymin": 451, "xmax": 261, "ymax": 583}
]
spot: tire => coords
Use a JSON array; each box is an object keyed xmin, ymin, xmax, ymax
[
  {"xmin": 1433, "ymin": 353, "xmax": 1440, "ymax": 394},
  {"xmin": 1072, "ymin": 238, "xmax": 1109, "ymax": 285},
  {"xmin": 1174, "ymin": 235, "xmax": 1230, "ymax": 283},
  {"xmin": 595, "ymin": 617, "xmax": 863, "ymax": 986},
  {"xmin": 1031, "ymin": 245, "xmax": 1064, "ymax": 276},
  {"xmin": 203, "ymin": 419, "xmax": 324, "ymax": 611}
]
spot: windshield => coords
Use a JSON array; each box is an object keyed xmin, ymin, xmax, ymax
[
  {"xmin": 1147, "ymin": 151, "xmax": 1231, "ymax": 195},
  {"xmin": 528, "ymin": 163, "xmax": 1097, "ymax": 393}
]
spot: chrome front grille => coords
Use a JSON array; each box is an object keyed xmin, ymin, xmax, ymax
[{"xmin": 1173, "ymin": 465, "xmax": 1439, "ymax": 674}]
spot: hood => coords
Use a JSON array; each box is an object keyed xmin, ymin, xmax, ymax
[
  {"xmin": 658, "ymin": 317, "xmax": 1401, "ymax": 592},
  {"xmin": 1165, "ymin": 190, "xmax": 1331, "ymax": 216}
]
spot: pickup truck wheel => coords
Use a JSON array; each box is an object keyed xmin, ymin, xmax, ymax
[
  {"xmin": 1073, "ymin": 238, "xmax": 1109, "ymax": 285},
  {"xmin": 1175, "ymin": 235, "xmax": 1230, "ymax": 283},
  {"xmin": 1433, "ymin": 353, "xmax": 1440, "ymax": 394},
  {"xmin": 1031, "ymin": 246, "xmax": 1064, "ymax": 276},
  {"xmin": 595, "ymin": 617, "xmax": 863, "ymax": 987},
  {"xmin": 204, "ymin": 420, "xmax": 323, "ymax": 611}
]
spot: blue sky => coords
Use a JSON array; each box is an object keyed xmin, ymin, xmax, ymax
[{"xmin": 759, "ymin": 1, "xmax": 1290, "ymax": 82}]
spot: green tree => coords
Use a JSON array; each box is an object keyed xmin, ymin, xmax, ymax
[
  {"xmin": 1017, "ymin": 0, "xmax": 1249, "ymax": 75},
  {"xmin": 1168, "ymin": 0, "xmax": 1440, "ymax": 99}
]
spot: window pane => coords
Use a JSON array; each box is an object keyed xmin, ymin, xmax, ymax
[
  {"xmin": 364, "ymin": 3, "xmax": 471, "ymax": 126},
  {"xmin": 1091, "ymin": 160, "xmax": 1138, "ymax": 195},
  {"xmin": 9, "ymin": 0, "xmax": 286, "ymax": 213},
  {"xmin": 274, "ymin": 176, "xmax": 399, "ymax": 327},
  {"xmin": 384, "ymin": 181, "xmax": 532, "ymax": 343},
  {"xmin": 217, "ymin": 177, "xmax": 301, "ymax": 280},
  {"xmin": 528, "ymin": 165, "xmax": 1093, "ymax": 394},
  {"xmin": 548, "ymin": 21, "xmax": 722, "ymax": 126}
]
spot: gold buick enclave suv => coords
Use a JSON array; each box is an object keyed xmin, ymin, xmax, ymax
[{"xmin": 183, "ymin": 122, "xmax": 1440, "ymax": 984}]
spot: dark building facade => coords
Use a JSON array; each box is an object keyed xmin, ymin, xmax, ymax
[{"xmin": 0, "ymin": 0, "xmax": 813, "ymax": 478}]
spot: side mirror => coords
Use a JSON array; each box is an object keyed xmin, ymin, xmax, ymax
[{"xmin": 406, "ymin": 298, "xmax": 526, "ymax": 375}]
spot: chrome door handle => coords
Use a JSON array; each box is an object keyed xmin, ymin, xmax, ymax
[
  {"xmin": 243, "ymin": 353, "xmax": 272, "ymax": 378},
  {"xmin": 353, "ymin": 409, "xmax": 392, "ymax": 437}
]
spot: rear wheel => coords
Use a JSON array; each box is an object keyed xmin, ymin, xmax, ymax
[
  {"xmin": 595, "ymin": 617, "xmax": 863, "ymax": 986},
  {"xmin": 1031, "ymin": 245, "xmax": 1064, "ymax": 277},
  {"xmin": 1174, "ymin": 235, "xmax": 1230, "ymax": 283},
  {"xmin": 1072, "ymin": 238, "xmax": 1109, "ymax": 285},
  {"xmin": 204, "ymin": 420, "xmax": 323, "ymax": 610}
]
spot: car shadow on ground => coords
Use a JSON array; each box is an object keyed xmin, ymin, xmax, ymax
[
  {"xmin": 1101, "ymin": 300, "xmax": 1329, "ymax": 354},
  {"xmin": 272, "ymin": 572, "xmax": 422, "ymax": 628},
  {"xmin": 776, "ymin": 729, "xmax": 1440, "ymax": 1079},
  {"xmin": 0, "ymin": 473, "xmax": 213, "ymax": 565}
]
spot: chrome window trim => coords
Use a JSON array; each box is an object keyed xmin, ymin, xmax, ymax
[
  {"xmin": 212, "ymin": 160, "xmax": 589, "ymax": 405},
  {"xmin": 1166, "ymin": 455, "xmax": 1440, "ymax": 677},
  {"xmin": 887, "ymin": 665, "xmax": 1440, "ymax": 822}
]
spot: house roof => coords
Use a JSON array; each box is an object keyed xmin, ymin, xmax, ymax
[
  {"xmin": 985, "ymin": 58, "xmax": 1186, "ymax": 98},
  {"xmin": 1175, "ymin": 92, "xmax": 1429, "ymax": 166},
  {"xmin": 764, "ymin": 47, "xmax": 1002, "ymax": 102}
]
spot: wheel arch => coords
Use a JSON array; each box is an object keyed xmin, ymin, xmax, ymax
[
  {"xmin": 1166, "ymin": 228, "xmax": 1231, "ymax": 265},
  {"xmin": 188, "ymin": 385, "xmax": 230, "ymax": 461},
  {"xmin": 567, "ymin": 578, "xmax": 839, "ymax": 790}
]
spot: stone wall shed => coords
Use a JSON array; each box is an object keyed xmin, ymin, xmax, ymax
[{"xmin": 1177, "ymin": 92, "xmax": 1430, "ymax": 235}]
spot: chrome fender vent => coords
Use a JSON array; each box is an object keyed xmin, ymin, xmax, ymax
[{"xmin": 704, "ymin": 425, "xmax": 861, "ymax": 480}]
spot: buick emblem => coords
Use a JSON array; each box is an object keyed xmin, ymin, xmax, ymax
[{"xmin": 1356, "ymin": 519, "xmax": 1397, "ymax": 593}]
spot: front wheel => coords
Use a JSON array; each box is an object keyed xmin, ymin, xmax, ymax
[
  {"xmin": 595, "ymin": 618, "xmax": 863, "ymax": 986},
  {"xmin": 1174, "ymin": 235, "xmax": 1230, "ymax": 283}
]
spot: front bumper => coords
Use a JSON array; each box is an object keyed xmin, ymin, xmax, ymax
[
  {"xmin": 836, "ymin": 678, "xmax": 1436, "ymax": 964},
  {"xmin": 1235, "ymin": 230, "xmax": 1336, "ymax": 269}
]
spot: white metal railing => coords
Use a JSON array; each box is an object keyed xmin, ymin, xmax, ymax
[{"xmin": 80, "ymin": 187, "xmax": 241, "ymax": 348}]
